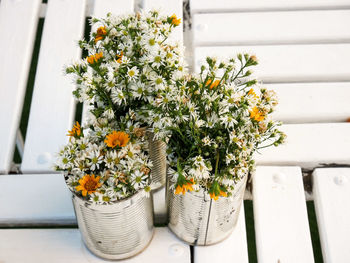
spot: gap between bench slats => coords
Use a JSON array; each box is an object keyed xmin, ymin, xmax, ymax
[
  {"xmin": 313, "ymin": 168, "xmax": 350, "ymax": 262},
  {"xmin": 0, "ymin": 0, "xmax": 41, "ymax": 174}
]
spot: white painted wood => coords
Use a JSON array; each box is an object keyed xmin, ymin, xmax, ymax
[
  {"xmin": 0, "ymin": 0, "xmax": 41, "ymax": 174},
  {"xmin": 195, "ymin": 44, "xmax": 350, "ymax": 82},
  {"xmin": 253, "ymin": 166, "xmax": 314, "ymax": 262},
  {"xmin": 193, "ymin": 10, "xmax": 350, "ymax": 46},
  {"xmin": 93, "ymin": 0, "xmax": 134, "ymax": 18},
  {"xmin": 194, "ymin": 203, "xmax": 249, "ymax": 263},
  {"xmin": 269, "ymin": 82, "xmax": 350, "ymax": 123},
  {"xmin": 191, "ymin": 0, "xmax": 350, "ymax": 13},
  {"xmin": 313, "ymin": 168, "xmax": 350, "ymax": 263},
  {"xmin": 21, "ymin": 0, "xmax": 86, "ymax": 173},
  {"xmin": 0, "ymin": 174, "xmax": 75, "ymax": 225},
  {"xmin": 0, "ymin": 227, "xmax": 190, "ymax": 263},
  {"xmin": 0, "ymin": 174, "xmax": 166, "ymax": 225},
  {"xmin": 256, "ymin": 123, "xmax": 350, "ymax": 169},
  {"xmin": 142, "ymin": 0, "xmax": 183, "ymax": 43}
]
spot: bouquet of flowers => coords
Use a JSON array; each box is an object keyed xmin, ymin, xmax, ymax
[
  {"xmin": 165, "ymin": 54, "xmax": 286, "ymax": 200},
  {"xmin": 65, "ymin": 10, "xmax": 187, "ymax": 139},
  {"xmin": 55, "ymin": 118, "xmax": 152, "ymax": 204}
]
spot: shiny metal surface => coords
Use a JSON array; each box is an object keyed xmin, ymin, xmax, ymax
[
  {"xmin": 168, "ymin": 175, "xmax": 247, "ymax": 246},
  {"xmin": 72, "ymin": 191, "xmax": 154, "ymax": 260},
  {"xmin": 147, "ymin": 132, "xmax": 167, "ymax": 190}
]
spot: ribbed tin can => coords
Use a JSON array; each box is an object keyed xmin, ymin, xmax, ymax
[
  {"xmin": 72, "ymin": 191, "xmax": 154, "ymax": 260},
  {"xmin": 147, "ymin": 132, "xmax": 167, "ymax": 190},
  {"xmin": 168, "ymin": 175, "xmax": 247, "ymax": 245}
]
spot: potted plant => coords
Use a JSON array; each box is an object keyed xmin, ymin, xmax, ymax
[
  {"xmin": 65, "ymin": 11, "xmax": 186, "ymax": 189},
  {"xmin": 164, "ymin": 54, "xmax": 286, "ymax": 245},
  {"xmin": 55, "ymin": 117, "xmax": 154, "ymax": 259}
]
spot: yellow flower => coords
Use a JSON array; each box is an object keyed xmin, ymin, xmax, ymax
[
  {"xmin": 250, "ymin": 107, "xmax": 265, "ymax": 122},
  {"xmin": 94, "ymin": 26, "xmax": 107, "ymax": 43},
  {"xmin": 87, "ymin": 52, "xmax": 103, "ymax": 65},
  {"xmin": 104, "ymin": 131, "xmax": 130, "ymax": 148},
  {"xmin": 219, "ymin": 190, "xmax": 227, "ymax": 197},
  {"xmin": 116, "ymin": 51, "xmax": 123, "ymax": 63},
  {"xmin": 248, "ymin": 88, "xmax": 258, "ymax": 99},
  {"xmin": 209, "ymin": 192, "xmax": 219, "ymax": 201},
  {"xmin": 205, "ymin": 79, "xmax": 220, "ymax": 90},
  {"xmin": 175, "ymin": 179, "xmax": 194, "ymax": 195},
  {"xmin": 76, "ymin": 174, "xmax": 102, "ymax": 196},
  {"xmin": 170, "ymin": 14, "xmax": 181, "ymax": 26},
  {"xmin": 67, "ymin": 121, "xmax": 81, "ymax": 137}
]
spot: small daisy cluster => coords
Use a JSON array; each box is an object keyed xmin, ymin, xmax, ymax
[
  {"xmin": 165, "ymin": 54, "xmax": 286, "ymax": 200},
  {"xmin": 65, "ymin": 11, "xmax": 186, "ymax": 136},
  {"xmin": 55, "ymin": 119, "xmax": 152, "ymax": 204}
]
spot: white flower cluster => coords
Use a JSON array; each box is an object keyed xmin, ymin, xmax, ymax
[
  {"xmin": 65, "ymin": 10, "xmax": 186, "ymax": 139},
  {"xmin": 55, "ymin": 119, "xmax": 152, "ymax": 204},
  {"xmin": 164, "ymin": 55, "xmax": 286, "ymax": 199}
]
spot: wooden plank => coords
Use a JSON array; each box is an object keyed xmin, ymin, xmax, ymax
[
  {"xmin": 21, "ymin": 0, "xmax": 86, "ymax": 173},
  {"xmin": 190, "ymin": 0, "xmax": 350, "ymax": 13},
  {"xmin": 269, "ymin": 82, "xmax": 350, "ymax": 123},
  {"xmin": 0, "ymin": 174, "xmax": 75, "ymax": 226},
  {"xmin": 0, "ymin": 227, "xmax": 190, "ymax": 263},
  {"xmin": 194, "ymin": 203, "xmax": 249, "ymax": 263},
  {"xmin": 142, "ymin": 0, "xmax": 183, "ymax": 43},
  {"xmin": 253, "ymin": 166, "xmax": 314, "ymax": 262},
  {"xmin": 0, "ymin": 174, "xmax": 166, "ymax": 226},
  {"xmin": 0, "ymin": 0, "xmax": 41, "ymax": 174},
  {"xmin": 93, "ymin": 0, "xmax": 134, "ymax": 18},
  {"xmin": 255, "ymin": 123, "xmax": 350, "ymax": 169},
  {"xmin": 313, "ymin": 168, "xmax": 350, "ymax": 262},
  {"xmin": 193, "ymin": 10, "xmax": 350, "ymax": 46},
  {"xmin": 194, "ymin": 44, "xmax": 350, "ymax": 82}
]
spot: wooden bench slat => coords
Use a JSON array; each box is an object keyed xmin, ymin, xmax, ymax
[
  {"xmin": 313, "ymin": 168, "xmax": 350, "ymax": 262},
  {"xmin": 0, "ymin": 227, "xmax": 190, "ymax": 263},
  {"xmin": 194, "ymin": 202, "xmax": 249, "ymax": 263},
  {"xmin": 0, "ymin": 174, "xmax": 166, "ymax": 226},
  {"xmin": 93, "ymin": 0, "xmax": 134, "ymax": 18},
  {"xmin": 0, "ymin": 0, "xmax": 41, "ymax": 174},
  {"xmin": 142, "ymin": 0, "xmax": 183, "ymax": 43},
  {"xmin": 253, "ymin": 166, "xmax": 314, "ymax": 262},
  {"xmin": 270, "ymin": 82, "xmax": 350, "ymax": 123},
  {"xmin": 190, "ymin": 0, "xmax": 350, "ymax": 13},
  {"xmin": 255, "ymin": 123, "xmax": 350, "ymax": 169},
  {"xmin": 21, "ymin": 0, "xmax": 87, "ymax": 173},
  {"xmin": 195, "ymin": 44, "xmax": 350, "ymax": 82},
  {"xmin": 193, "ymin": 10, "xmax": 350, "ymax": 46}
]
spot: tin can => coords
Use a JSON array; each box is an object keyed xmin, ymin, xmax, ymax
[
  {"xmin": 147, "ymin": 132, "xmax": 167, "ymax": 190},
  {"xmin": 168, "ymin": 175, "xmax": 247, "ymax": 245},
  {"xmin": 72, "ymin": 191, "xmax": 154, "ymax": 259}
]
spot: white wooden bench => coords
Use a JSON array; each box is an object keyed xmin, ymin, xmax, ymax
[{"xmin": 1, "ymin": 0, "xmax": 350, "ymax": 262}]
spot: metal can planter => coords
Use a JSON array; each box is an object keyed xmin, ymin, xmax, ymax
[
  {"xmin": 72, "ymin": 191, "xmax": 154, "ymax": 260},
  {"xmin": 168, "ymin": 175, "xmax": 247, "ymax": 246},
  {"xmin": 147, "ymin": 131, "xmax": 167, "ymax": 190}
]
